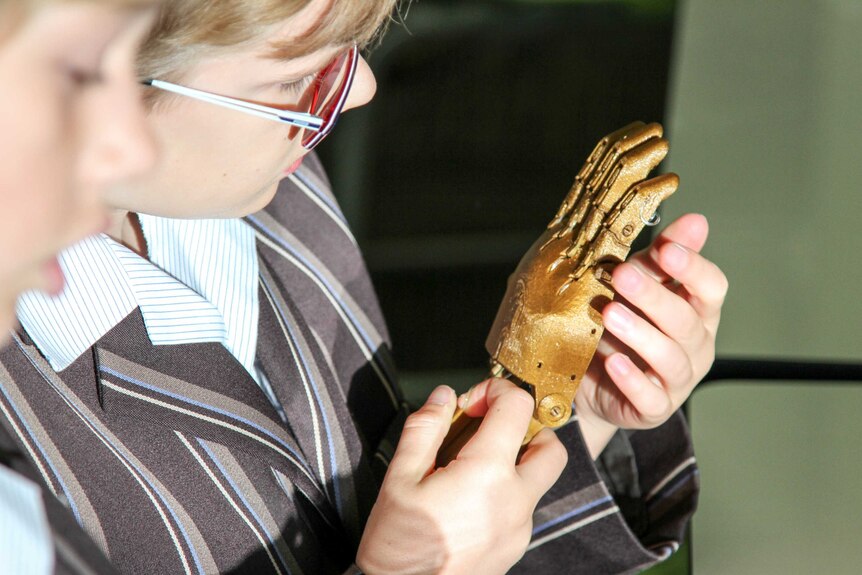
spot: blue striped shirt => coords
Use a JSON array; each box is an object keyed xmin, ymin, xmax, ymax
[
  {"xmin": 0, "ymin": 465, "xmax": 53, "ymax": 575},
  {"xmin": 16, "ymin": 216, "xmax": 260, "ymax": 381}
]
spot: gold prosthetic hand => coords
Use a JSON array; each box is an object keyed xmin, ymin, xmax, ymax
[{"xmin": 437, "ymin": 122, "xmax": 678, "ymax": 467}]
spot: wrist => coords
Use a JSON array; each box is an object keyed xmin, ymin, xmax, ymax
[{"xmin": 577, "ymin": 409, "xmax": 619, "ymax": 460}]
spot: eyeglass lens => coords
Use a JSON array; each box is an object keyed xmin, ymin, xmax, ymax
[{"xmin": 299, "ymin": 47, "xmax": 356, "ymax": 149}]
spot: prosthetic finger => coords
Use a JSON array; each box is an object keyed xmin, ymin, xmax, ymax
[
  {"xmin": 548, "ymin": 121, "xmax": 646, "ymax": 230},
  {"xmin": 561, "ymin": 126, "xmax": 668, "ymax": 271},
  {"xmin": 572, "ymin": 173, "xmax": 679, "ymax": 282}
]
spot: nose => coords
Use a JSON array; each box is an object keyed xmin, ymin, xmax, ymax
[
  {"xmin": 76, "ymin": 78, "xmax": 158, "ymax": 193},
  {"xmin": 342, "ymin": 56, "xmax": 377, "ymax": 113}
]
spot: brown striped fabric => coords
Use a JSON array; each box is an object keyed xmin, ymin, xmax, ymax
[
  {"xmin": 0, "ymin": 421, "xmax": 119, "ymax": 574},
  {"xmin": 0, "ymin": 154, "xmax": 695, "ymax": 574}
]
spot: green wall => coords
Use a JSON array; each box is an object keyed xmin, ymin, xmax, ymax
[{"xmin": 665, "ymin": 1, "xmax": 862, "ymax": 572}]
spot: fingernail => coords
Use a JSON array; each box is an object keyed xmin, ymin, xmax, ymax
[
  {"xmin": 663, "ymin": 243, "xmax": 689, "ymax": 270},
  {"xmin": 427, "ymin": 386, "xmax": 452, "ymax": 406},
  {"xmin": 605, "ymin": 304, "xmax": 634, "ymax": 332},
  {"xmin": 613, "ymin": 265, "xmax": 643, "ymax": 294},
  {"xmin": 457, "ymin": 387, "xmax": 473, "ymax": 409},
  {"xmin": 608, "ymin": 354, "xmax": 633, "ymax": 377}
]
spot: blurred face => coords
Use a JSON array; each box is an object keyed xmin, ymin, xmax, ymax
[
  {"xmin": 108, "ymin": 0, "xmax": 377, "ymax": 219},
  {"xmin": 0, "ymin": 3, "xmax": 158, "ymax": 337}
]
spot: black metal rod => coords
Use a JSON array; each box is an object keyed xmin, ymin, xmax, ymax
[{"xmin": 700, "ymin": 357, "xmax": 862, "ymax": 385}]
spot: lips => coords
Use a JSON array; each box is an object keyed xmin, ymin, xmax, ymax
[{"xmin": 41, "ymin": 256, "xmax": 65, "ymax": 296}]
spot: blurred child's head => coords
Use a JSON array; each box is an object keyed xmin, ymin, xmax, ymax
[{"xmin": 0, "ymin": 0, "xmax": 160, "ymax": 337}]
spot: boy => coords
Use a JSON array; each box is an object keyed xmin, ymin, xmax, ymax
[
  {"xmin": 0, "ymin": 1, "xmax": 160, "ymax": 572},
  {"xmin": 0, "ymin": 0, "xmax": 156, "ymax": 341},
  {"xmin": 3, "ymin": 0, "xmax": 727, "ymax": 572}
]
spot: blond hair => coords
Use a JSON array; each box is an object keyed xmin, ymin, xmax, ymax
[
  {"xmin": 1, "ymin": 0, "xmax": 158, "ymax": 43},
  {"xmin": 138, "ymin": 0, "xmax": 399, "ymax": 83}
]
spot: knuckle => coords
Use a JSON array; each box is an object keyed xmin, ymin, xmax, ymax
[
  {"xmin": 402, "ymin": 409, "xmax": 443, "ymax": 431},
  {"xmin": 550, "ymin": 438, "xmax": 569, "ymax": 469},
  {"xmin": 681, "ymin": 304, "xmax": 703, "ymax": 333},
  {"xmin": 713, "ymin": 269, "xmax": 729, "ymax": 300},
  {"xmin": 705, "ymin": 268, "xmax": 729, "ymax": 305},
  {"xmin": 682, "ymin": 329, "xmax": 715, "ymax": 377},
  {"xmin": 705, "ymin": 347, "xmax": 716, "ymax": 368},
  {"xmin": 700, "ymin": 340, "xmax": 716, "ymax": 372},
  {"xmin": 671, "ymin": 356, "xmax": 695, "ymax": 387},
  {"xmin": 642, "ymin": 395, "xmax": 672, "ymax": 423},
  {"xmin": 494, "ymin": 384, "xmax": 534, "ymax": 411},
  {"xmin": 534, "ymin": 430, "xmax": 569, "ymax": 470}
]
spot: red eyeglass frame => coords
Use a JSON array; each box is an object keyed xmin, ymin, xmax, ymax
[{"xmin": 141, "ymin": 43, "xmax": 360, "ymax": 151}]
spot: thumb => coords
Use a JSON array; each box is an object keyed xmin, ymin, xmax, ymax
[{"xmin": 386, "ymin": 386, "xmax": 457, "ymax": 484}]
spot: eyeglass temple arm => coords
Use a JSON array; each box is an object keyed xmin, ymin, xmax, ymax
[{"xmin": 141, "ymin": 79, "xmax": 324, "ymax": 131}]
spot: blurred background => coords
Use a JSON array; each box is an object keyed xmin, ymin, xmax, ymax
[{"xmin": 317, "ymin": 0, "xmax": 862, "ymax": 573}]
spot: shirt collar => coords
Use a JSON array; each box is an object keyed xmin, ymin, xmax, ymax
[{"xmin": 16, "ymin": 217, "xmax": 259, "ymax": 377}]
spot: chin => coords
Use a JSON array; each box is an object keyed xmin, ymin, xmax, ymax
[{"xmin": 243, "ymin": 180, "xmax": 282, "ymax": 216}]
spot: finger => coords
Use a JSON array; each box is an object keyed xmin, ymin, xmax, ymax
[
  {"xmin": 576, "ymin": 173, "xmax": 678, "ymax": 276},
  {"xmin": 550, "ymin": 122, "xmax": 646, "ymax": 228},
  {"xmin": 603, "ymin": 301, "xmax": 696, "ymax": 391},
  {"xmin": 655, "ymin": 241, "xmax": 728, "ymax": 332},
  {"xmin": 651, "ymin": 213, "xmax": 710, "ymax": 253},
  {"xmin": 386, "ymin": 386, "xmax": 456, "ymax": 484},
  {"xmin": 590, "ymin": 130, "xmax": 668, "ymax": 214},
  {"xmin": 611, "ymin": 258, "xmax": 710, "ymax": 349},
  {"xmin": 565, "ymin": 134, "xmax": 669, "ymax": 265},
  {"xmin": 458, "ymin": 379, "xmax": 535, "ymax": 465},
  {"xmin": 604, "ymin": 353, "xmax": 673, "ymax": 423},
  {"xmin": 457, "ymin": 379, "xmax": 494, "ymax": 418},
  {"xmin": 515, "ymin": 428, "xmax": 568, "ymax": 501},
  {"xmin": 629, "ymin": 213, "xmax": 709, "ymax": 282},
  {"xmin": 565, "ymin": 123, "xmax": 662, "ymax": 236},
  {"xmin": 589, "ymin": 123, "xmax": 665, "ymax": 198}
]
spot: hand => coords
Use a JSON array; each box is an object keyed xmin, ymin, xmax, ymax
[
  {"xmin": 576, "ymin": 213, "xmax": 728, "ymax": 457},
  {"xmin": 357, "ymin": 380, "xmax": 567, "ymax": 575},
  {"xmin": 485, "ymin": 122, "xmax": 677, "ymax": 433}
]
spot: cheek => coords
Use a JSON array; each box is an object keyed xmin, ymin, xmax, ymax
[
  {"xmin": 222, "ymin": 120, "xmax": 298, "ymax": 172},
  {"xmin": 172, "ymin": 120, "xmax": 299, "ymax": 203},
  {"xmin": 0, "ymin": 177, "xmax": 78, "ymax": 275},
  {"xmin": 0, "ymin": 187, "xmax": 65, "ymax": 308},
  {"xmin": 0, "ymin": 60, "xmax": 106, "ymax": 293},
  {"xmin": 119, "ymin": 104, "xmax": 305, "ymax": 217},
  {"xmin": 0, "ymin": 114, "xmax": 78, "ymax": 267},
  {"xmin": 0, "ymin": 93, "xmax": 70, "ymax": 196},
  {"xmin": 159, "ymin": 109, "xmax": 293, "ymax": 177}
]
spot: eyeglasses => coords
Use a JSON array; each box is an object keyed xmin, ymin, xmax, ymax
[{"xmin": 141, "ymin": 44, "xmax": 359, "ymax": 150}]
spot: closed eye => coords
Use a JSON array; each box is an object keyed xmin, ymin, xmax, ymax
[
  {"xmin": 61, "ymin": 61, "xmax": 104, "ymax": 88},
  {"xmin": 279, "ymin": 73, "xmax": 317, "ymax": 97}
]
